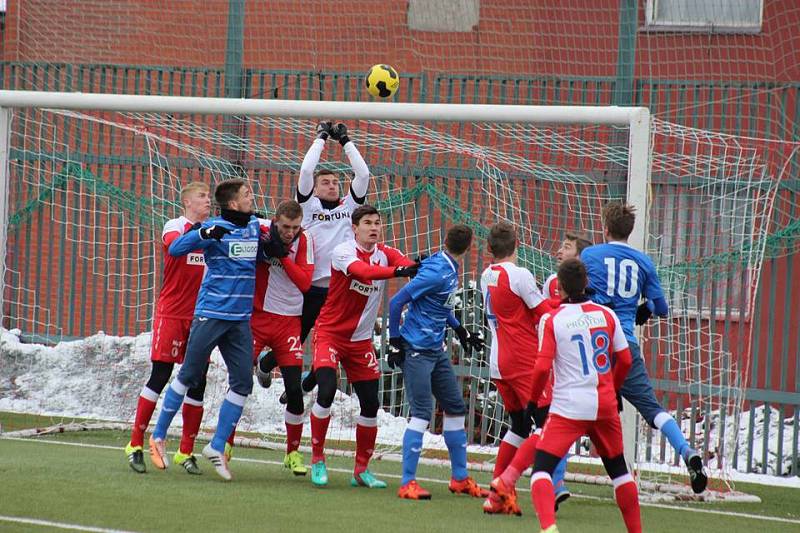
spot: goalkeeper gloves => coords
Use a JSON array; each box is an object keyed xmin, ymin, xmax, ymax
[
  {"xmin": 200, "ymin": 225, "xmax": 231, "ymax": 241},
  {"xmin": 259, "ymin": 229, "xmax": 289, "ymax": 260},
  {"xmin": 635, "ymin": 302, "xmax": 653, "ymax": 326},
  {"xmin": 453, "ymin": 325, "xmax": 484, "ymax": 355},
  {"xmin": 386, "ymin": 337, "xmax": 405, "ymax": 369},
  {"xmin": 330, "ymin": 123, "xmax": 351, "ymax": 146},
  {"xmin": 394, "ymin": 262, "xmax": 420, "ymax": 278},
  {"xmin": 616, "ymin": 391, "xmax": 624, "ymax": 413},
  {"xmin": 316, "ymin": 121, "xmax": 333, "ymax": 140}
]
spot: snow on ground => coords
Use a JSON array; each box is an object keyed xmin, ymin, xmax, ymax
[{"xmin": 1, "ymin": 327, "xmax": 797, "ymax": 483}]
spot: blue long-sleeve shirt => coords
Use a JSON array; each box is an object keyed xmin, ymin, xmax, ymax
[
  {"xmin": 388, "ymin": 251, "xmax": 461, "ymax": 350},
  {"xmin": 169, "ymin": 215, "xmax": 260, "ymax": 320}
]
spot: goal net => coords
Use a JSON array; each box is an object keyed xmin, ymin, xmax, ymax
[{"xmin": 0, "ymin": 92, "xmax": 792, "ymax": 501}]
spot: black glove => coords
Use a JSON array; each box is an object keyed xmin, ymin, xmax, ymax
[
  {"xmin": 259, "ymin": 228, "xmax": 289, "ymax": 260},
  {"xmin": 316, "ymin": 121, "xmax": 333, "ymax": 140},
  {"xmin": 414, "ymin": 253, "xmax": 429, "ymax": 263},
  {"xmin": 199, "ymin": 225, "xmax": 231, "ymax": 241},
  {"xmin": 394, "ymin": 262, "xmax": 420, "ymax": 278},
  {"xmin": 616, "ymin": 391, "xmax": 624, "ymax": 413},
  {"xmin": 189, "ymin": 222, "xmax": 202, "ymax": 232},
  {"xmin": 635, "ymin": 302, "xmax": 653, "ymax": 326},
  {"xmin": 386, "ymin": 337, "xmax": 405, "ymax": 369},
  {"xmin": 453, "ymin": 325, "xmax": 484, "ymax": 355},
  {"xmin": 330, "ymin": 123, "xmax": 351, "ymax": 146}
]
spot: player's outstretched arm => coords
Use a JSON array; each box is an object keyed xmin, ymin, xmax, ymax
[
  {"xmin": 330, "ymin": 123, "xmax": 371, "ymax": 203},
  {"xmin": 296, "ymin": 122, "xmax": 331, "ymax": 203},
  {"xmin": 168, "ymin": 223, "xmax": 225, "ymax": 256}
]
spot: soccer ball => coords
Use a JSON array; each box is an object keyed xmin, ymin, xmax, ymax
[{"xmin": 365, "ymin": 64, "xmax": 399, "ymax": 98}]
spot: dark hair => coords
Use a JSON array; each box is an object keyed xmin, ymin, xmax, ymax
[
  {"xmin": 313, "ymin": 169, "xmax": 338, "ymax": 186},
  {"xmin": 565, "ymin": 232, "xmax": 593, "ymax": 255},
  {"xmin": 557, "ymin": 258, "xmax": 588, "ymax": 299},
  {"xmin": 275, "ymin": 199, "xmax": 303, "ymax": 220},
  {"xmin": 214, "ymin": 178, "xmax": 246, "ymax": 209},
  {"xmin": 445, "ymin": 224, "xmax": 473, "ymax": 255},
  {"xmin": 602, "ymin": 202, "xmax": 636, "ymax": 240},
  {"xmin": 351, "ymin": 204, "xmax": 380, "ymax": 226},
  {"xmin": 487, "ymin": 222, "xmax": 516, "ymax": 258}
]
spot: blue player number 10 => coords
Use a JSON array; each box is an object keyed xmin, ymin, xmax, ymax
[
  {"xmin": 603, "ymin": 257, "xmax": 639, "ymax": 298},
  {"xmin": 571, "ymin": 331, "xmax": 611, "ymax": 376}
]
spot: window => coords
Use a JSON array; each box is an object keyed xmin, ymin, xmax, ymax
[{"xmin": 644, "ymin": 0, "xmax": 763, "ymax": 34}]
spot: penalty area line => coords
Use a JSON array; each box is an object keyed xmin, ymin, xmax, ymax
[
  {"xmin": 0, "ymin": 515, "xmax": 139, "ymax": 533},
  {"xmin": 4, "ymin": 435, "xmax": 799, "ymax": 526}
]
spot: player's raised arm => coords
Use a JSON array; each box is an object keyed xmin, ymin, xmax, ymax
[
  {"xmin": 297, "ymin": 122, "xmax": 332, "ymax": 203},
  {"xmin": 329, "ymin": 122, "xmax": 370, "ymax": 204},
  {"xmin": 529, "ymin": 315, "xmax": 556, "ymax": 405}
]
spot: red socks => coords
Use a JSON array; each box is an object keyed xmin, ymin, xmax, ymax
[
  {"xmin": 354, "ymin": 417, "xmax": 378, "ymax": 476},
  {"xmin": 613, "ymin": 475, "xmax": 642, "ymax": 533},
  {"xmin": 285, "ymin": 410, "xmax": 304, "ymax": 454},
  {"xmin": 531, "ymin": 472, "xmax": 556, "ymax": 530},
  {"xmin": 179, "ymin": 402, "xmax": 203, "ymax": 455},
  {"xmin": 130, "ymin": 394, "xmax": 157, "ymax": 447},
  {"xmin": 500, "ymin": 432, "xmax": 540, "ymax": 487},
  {"xmin": 310, "ymin": 403, "xmax": 331, "ymax": 463},
  {"xmin": 494, "ymin": 431, "xmax": 523, "ymax": 478}
]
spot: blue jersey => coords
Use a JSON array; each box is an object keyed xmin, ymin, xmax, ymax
[
  {"xmin": 169, "ymin": 215, "xmax": 260, "ymax": 321},
  {"xmin": 581, "ymin": 241, "xmax": 665, "ymax": 345},
  {"xmin": 399, "ymin": 251, "xmax": 460, "ymax": 350}
]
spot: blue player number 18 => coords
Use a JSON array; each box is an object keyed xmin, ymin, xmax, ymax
[
  {"xmin": 571, "ymin": 331, "xmax": 611, "ymax": 376},
  {"xmin": 603, "ymin": 257, "xmax": 639, "ymax": 298}
]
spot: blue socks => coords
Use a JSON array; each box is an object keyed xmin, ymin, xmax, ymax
[
  {"xmin": 152, "ymin": 380, "xmax": 188, "ymax": 440},
  {"xmin": 654, "ymin": 411, "xmax": 692, "ymax": 460},
  {"xmin": 401, "ymin": 417, "xmax": 429, "ymax": 485},
  {"xmin": 552, "ymin": 453, "xmax": 569, "ymax": 488},
  {"xmin": 443, "ymin": 416, "xmax": 468, "ymax": 481},
  {"xmin": 402, "ymin": 428, "xmax": 425, "ymax": 485},
  {"xmin": 210, "ymin": 390, "xmax": 247, "ymax": 453}
]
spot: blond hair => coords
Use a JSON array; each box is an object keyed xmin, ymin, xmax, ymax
[{"xmin": 180, "ymin": 181, "xmax": 209, "ymax": 205}]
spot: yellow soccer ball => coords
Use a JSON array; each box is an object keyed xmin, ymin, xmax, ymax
[{"xmin": 365, "ymin": 64, "xmax": 400, "ymax": 98}]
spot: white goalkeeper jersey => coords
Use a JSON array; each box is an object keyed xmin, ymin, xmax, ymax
[{"xmin": 301, "ymin": 194, "xmax": 361, "ymax": 288}]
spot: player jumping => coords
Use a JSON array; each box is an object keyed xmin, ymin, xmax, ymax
[{"xmin": 581, "ymin": 202, "xmax": 707, "ymax": 493}]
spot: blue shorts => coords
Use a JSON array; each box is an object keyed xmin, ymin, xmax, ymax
[
  {"xmin": 400, "ymin": 340, "xmax": 466, "ymax": 421},
  {"xmin": 177, "ymin": 317, "xmax": 254, "ymax": 397},
  {"xmin": 620, "ymin": 342, "xmax": 665, "ymax": 427}
]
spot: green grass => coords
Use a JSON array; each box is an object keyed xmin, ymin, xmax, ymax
[{"xmin": 0, "ymin": 412, "xmax": 798, "ymax": 533}]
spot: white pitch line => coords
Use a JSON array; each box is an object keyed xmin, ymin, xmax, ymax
[
  {"xmin": 0, "ymin": 515, "xmax": 139, "ymax": 533},
  {"xmin": 3, "ymin": 436, "xmax": 800, "ymax": 526}
]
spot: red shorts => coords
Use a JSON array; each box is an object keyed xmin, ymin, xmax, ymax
[
  {"xmin": 312, "ymin": 330, "xmax": 380, "ymax": 383},
  {"xmin": 250, "ymin": 310, "xmax": 304, "ymax": 367},
  {"xmin": 530, "ymin": 369, "xmax": 554, "ymax": 408},
  {"xmin": 537, "ymin": 413, "xmax": 624, "ymax": 459},
  {"xmin": 150, "ymin": 315, "xmax": 192, "ymax": 363},
  {"xmin": 495, "ymin": 375, "xmax": 532, "ymax": 413}
]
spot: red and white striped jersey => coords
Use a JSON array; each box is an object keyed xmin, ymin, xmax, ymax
[
  {"xmin": 542, "ymin": 272, "xmax": 560, "ymax": 301},
  {"xmin": 253, "ymin": 219, "xmax": 315, "ymax": 317},
  {"xmin": 301, "ymin": 195, "xmax": 360, "ymax": 287},
  {"xmin": 315, "ymin": 240, "xmax": 406, "ymax": 342},
  {"xmin": 156, "ymin": 216, "xmax": 205, "ymax": 320},
  {"xmin": 538, "ymin": 302, "xmax": 629, "ymax": 420},
  {"xmin": 481, "ymin": 262, "xmax": 548, "ymax": 380}
]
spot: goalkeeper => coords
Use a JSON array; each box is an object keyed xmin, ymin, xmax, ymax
[
  {"xmin": 387, "ymin": 225, "xmax": 488, "ymax": 500},
  {"xmin": 257, "ymin": 121, "xmax": 372, "ymax": 401}
]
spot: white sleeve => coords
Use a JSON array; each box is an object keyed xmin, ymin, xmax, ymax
[
  {"xmin": 344, "ymin": 141, "xmax": 370, "ymax": 200},
  {"xmin": 298, "ymin": 138, "xmax": 326, "ymax": 200},
  {"xmin": 512, "ymin": 268, "xmax": 547, "ymax": 309},
  {"xmin": 611, "ymin": 311, "xmax": 629, "ymax": 352},
  {"xmin": 330, "ymin": 243, "xmax": 359, "ymax": 274}
]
